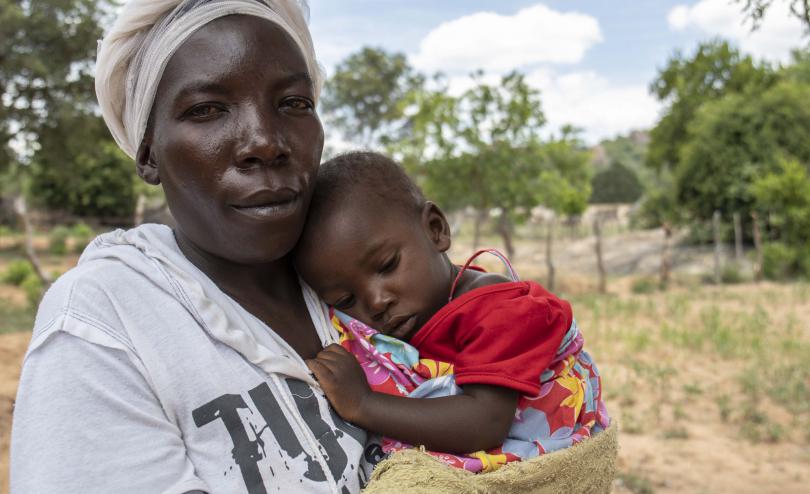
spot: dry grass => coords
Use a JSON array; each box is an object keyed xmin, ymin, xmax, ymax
[{"xmin": 571, "ymin": 283, "xmax": 810, "ymax": 493}]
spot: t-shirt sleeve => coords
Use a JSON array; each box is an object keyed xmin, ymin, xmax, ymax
[
  {"xmin": 451, "ymin": 283, "xmax": 572, "ymax": 395},
  {"xmin": 11, "ymin": 331, "xmax": 210, "ymax": 494}
]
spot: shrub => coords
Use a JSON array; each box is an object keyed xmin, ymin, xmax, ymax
[
  {"xmin": 48, "ymin": 226, "xmax": 71, "ymax": 255},
  {"xmin": 2, "ymin": 259, "xmax": 35, "ymax": 286},
  {"xmin": 762, "ymin": 242, "xmax": 797, "ymax": 280},
  {"xmin": 589, "ymin": 160, "xmax": 644, "ymax": 204},
  {"xmin": 631, "ymin": 277, "xmax": 658, "ymax": 294},
  {"xmin": 20, "ymin": 274, "xmax": 43, "ymax": 307},
  {"xmin": 720, "ymin": 262, "xmax": 746, "ymax": 284},
  {"xmin": 71, "ymin": 222, "xmax": 95, "ymax": 253}
]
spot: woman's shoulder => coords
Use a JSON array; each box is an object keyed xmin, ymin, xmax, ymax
[
  {"xmin": 30, "ymin": 257, "xmax": 145, "ymax": 354},
  {"xmin": 31, "ymin": 225, "xmax": 185, "ymax": 355}
]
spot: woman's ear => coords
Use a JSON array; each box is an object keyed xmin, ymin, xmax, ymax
[
  {"xmin": 135, "ymin": 140, "xmax": 160, "ymax": 186},
  {"xmin": 421, "ymin": 201, "xmax": 451, "ymax": 253}
]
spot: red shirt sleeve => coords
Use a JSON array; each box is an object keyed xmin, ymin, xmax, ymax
[{"xmin": 411, "ymin": 281, "xmax": 572, "ymax": 396}]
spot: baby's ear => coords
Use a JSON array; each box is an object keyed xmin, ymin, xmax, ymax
[{"xmin": 422, "ymin": 202, "xmax": 451, "ymax": 252}]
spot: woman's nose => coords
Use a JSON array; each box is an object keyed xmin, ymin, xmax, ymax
[{"xmin": 235, "ymin": 105, "xmax": 291, "ymax": 167}]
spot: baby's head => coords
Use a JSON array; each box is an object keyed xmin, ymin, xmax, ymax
[{"xmin": 295, "ymin": 151, "xmax": 454, "ymax": 341}]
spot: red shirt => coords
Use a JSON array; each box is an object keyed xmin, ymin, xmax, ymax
[{"xmin": 409, "ymin": 281, "xmax": 572, "ymax": 396}]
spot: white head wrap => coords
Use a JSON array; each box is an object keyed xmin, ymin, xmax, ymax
[{"xmin": 95, "ymin": 0, "xmax": 322, "ymax": 159}]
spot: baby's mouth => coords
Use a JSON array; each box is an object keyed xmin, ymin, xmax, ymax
[{"xmin": 384, "ymin": 314, "xmax": 418, "ymax": 340}]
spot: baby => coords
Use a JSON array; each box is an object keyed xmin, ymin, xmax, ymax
[{"xmin": 295, "ymin": 151, "xmax": 608, "ymax": 472}]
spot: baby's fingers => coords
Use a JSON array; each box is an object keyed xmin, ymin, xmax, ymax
[{"xmin": 306, "ymin": 358, "xmax": 334, "ymax": 381}]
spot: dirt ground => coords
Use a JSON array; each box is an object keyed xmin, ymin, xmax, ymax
[
  {"xmin": 1, "ymin": 229, "xmax": 809, "ymax": 493},
  {"xmin": 1, "ymin": 332, "xmax": 29, "ymax": 494}
]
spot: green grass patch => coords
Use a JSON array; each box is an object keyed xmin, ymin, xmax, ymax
[
  {"xmin": 0, "ymin": 300, "xmax": 36, "ymax": 334},
  {"xmin": 617, "ymin": 471, "xmax": 655, "ymax": 494}
]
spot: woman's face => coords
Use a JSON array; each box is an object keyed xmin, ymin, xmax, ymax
[{"xmin": 141, "ymin": 15, "xmax": 323, "ymax": 264}]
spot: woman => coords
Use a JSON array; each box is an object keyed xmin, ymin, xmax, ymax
[{"xmin": 10, "ymin": 1, "xmax": 377, "ymax": 492}]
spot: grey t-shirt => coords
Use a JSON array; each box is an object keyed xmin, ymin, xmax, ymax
[{"xmin": 11, "ymin": 225, "xmax": 380, "ymax": 493}]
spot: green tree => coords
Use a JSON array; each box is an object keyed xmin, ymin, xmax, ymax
[
  {"xmin": 589, "ymin": 160, "xmax": 644, "ymax": 204},
  {"xmin": 736, "ymin": 0, "xmax": 810, "ymax": 33},
  {"xmin": 1, "ymin": 0, "xmax": 131, "ymax": 218},
  {"xmin": 751, "ymin": 157, "xmax": 810, "ymax": 247},
  {"xmin": 751, "ymin": 157, "xmax": 810, "ymax": 277},
  {"xmin": 596, "ymin": 131, "xmax": 654, "ymax": 188},
  {"xmin": 676, "ymin": 79, "xmax": 810, "ymax": 222},
  {"xmin": 424, "ymin": 72, "xmax": 546, "ymax": 257},
  {"xmin": 321, "ymin": 47, "xmax": 424, "ymax": 148},
  {"xmin": 412, "ymin": 74, "xmax": 590, "ymax": 257},
  {"xmin": 646, "ymin": 40, "xmax": 775, "ymax": 172}
]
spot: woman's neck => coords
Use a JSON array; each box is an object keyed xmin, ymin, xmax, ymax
[{"xmin": 173, "ymin": 229, "xmax": 301, "ymax": 305}]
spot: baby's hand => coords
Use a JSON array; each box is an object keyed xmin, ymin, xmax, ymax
[{"xmin": 306, "ymin": 344, "xmax": 371, "ymax": 423}]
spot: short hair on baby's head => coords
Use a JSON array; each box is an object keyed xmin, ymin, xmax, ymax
[{"xmin": 309, "ymin": 151, "xmax": 426, "ymax": 222}]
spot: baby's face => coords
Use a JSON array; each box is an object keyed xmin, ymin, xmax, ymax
[{"xmin": 296, "ymin": 199, "xmax": 452, "ymax": 341}]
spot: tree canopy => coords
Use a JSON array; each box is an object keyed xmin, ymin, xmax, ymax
[
  {"xmin": 320, "ymin": 47, "xmax": 424, "ymax": 148},
  {"xmin": 646, "ymin": 40, "xmax": 775, "ymax": 172},
  {"xmin": 736, "ymin": 0, "xmax": 810, "ymax": 34},
  {"xmin": 590, "ymin": 161, "xmax": 644, "ymax": 204},
  {"xmin": 1, "ymin": 0, "xmax": 135, "ymax": 218}
]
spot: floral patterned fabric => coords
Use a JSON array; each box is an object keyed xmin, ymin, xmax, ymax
[{"xmin": 332, "ymin": 308, "xmax": 610, "ymax": 473}]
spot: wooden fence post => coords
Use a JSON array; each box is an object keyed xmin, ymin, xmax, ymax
[
  {"xmin": 660, "ymin": 222, "xmax": 672, "ymax": 289},
  {"xmin": 12, "ymin": 196, "xmax": 52, "ymax": 289},
  {"xmin": 593, "ymin": 217, "xmax": 607, "ymax": 293},
  {"xmin": 733, "ymin": 212, "xmax": 743, "ymax": 263},
  {"xmin": 751, "ymin": 212, "xmax": 763, "ymax": 282},
  {"xmin": 713, "ymin": 210, "xmax": 722, "ymax": 284}
]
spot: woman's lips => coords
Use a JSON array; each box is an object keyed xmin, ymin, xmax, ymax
[{"xmin": 230, "ymin": 195, "xmax": 300, "ymax": 220}]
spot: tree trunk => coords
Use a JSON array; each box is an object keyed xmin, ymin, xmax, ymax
[
  {"xmin": 546, "ymin": 218, "xmax": 556, "ymax": 292},
  {"xmin": 751, "ymin": 212, "xmax": 763, "ymax": 282},
  {"xmin": 496, "ymin": 214, "xmax": 515, "ymax": 261},
  {"xmin": 593, "ymin": 217, "xmax": 607, "ymax": 293},
  {"xmin": 733, "ymin": 212, "xmax": 743, "ymax": 263},
  {"xmin": 659, "ymin": 222, "xmax": 672, "ymax": 290},
  {"xmin": 713, "ymin": 210, "xmax": 722, "ymax": 284},
  {"xmin": 472, "ymin": 209, "xmax": 486, "ymax": 251},
  {"xmin": 13, "ymin": 196, "xmax": 51, "ymax": 289},
  {"xmin": 134, "ymin": 193, "xmax": 146, "ymax": 226}
]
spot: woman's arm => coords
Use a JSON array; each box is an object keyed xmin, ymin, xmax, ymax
[{"xmin": 307, "ymin": 344, "xmax": 518, "ymax": 454}]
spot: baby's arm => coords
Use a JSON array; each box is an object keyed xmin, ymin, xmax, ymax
[{"xmin": 307, "ymin": 344, "xmax": 518, "ymax": 454}]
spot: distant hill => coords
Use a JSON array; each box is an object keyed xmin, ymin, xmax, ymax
[{"xmin": 591, "ymin": 130, "xmax": 654, "ymax": 189}]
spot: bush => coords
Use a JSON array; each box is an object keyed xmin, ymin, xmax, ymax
[
  {"xmin": 631, "ymin": 277, "xmax": 658, "ymax": 294},
  {"xmin": 720, "ymin": 262, "xmax": 746, "ymax": 284},
  {"xmin": 762, "ymin": 242, "xmax": 798, "ymax": 280},
  {"xmin": 20, "ymin": 274, "xmax": 43, "ymax": 307},
  {"xmin": 71, "ymin": 222, "xmax": 95, "ymax": 253},
  {"xmin": 48, "ymin": 226, "xmax": 71, "ymax": 255},
  {"xmin": 590, "ymin": 161, "xmax": 644, "ymax": 204},
  {"xmin": 2, "ymin": 259, "xmax": 35, "ymax": 286}
]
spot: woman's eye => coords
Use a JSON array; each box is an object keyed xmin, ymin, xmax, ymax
[
  {"xmin": 333, "ymin": 295, "xmax": 355, "ymax": 311},
  {"xmin": 380, "ymin": 254, "xmax": 399, "ymax": 274},
  {"xmin": 281, "ymin": 97, "xmax": 314, "ymax": 112},
  {"xmin": 184, "ymin": 104, "xmax": 224, "ymax": 119}
]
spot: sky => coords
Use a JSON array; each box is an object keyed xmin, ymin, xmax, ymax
[{"xmin": 307, "ymin": 0, "xmax": 808, "ymax": 145}]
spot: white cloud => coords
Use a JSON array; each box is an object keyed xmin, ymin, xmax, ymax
[
  {"xmin": 530, "ymin": 70, "xmax": 661, "ymax": 143},
  {"xmin": 440, "ymin": 69, "xmax": 660, "ymax": 144},
  {"xmin": 411, "ymin": 4, "xmax": 602, "ymax": 74},
  {"xmin": 668, "ymin": 0, "xmax": 805, "ymax": 62}
]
